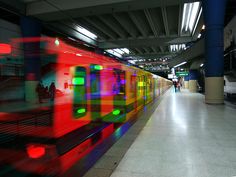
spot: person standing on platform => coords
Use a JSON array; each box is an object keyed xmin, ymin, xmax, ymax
[
  {"xmin": 36, "ymin": 81, "xmax": 44, "ymax": 103},
  {"xmin": 173, "ymin": 81, "xmax": 177, "ymax": 92},
  {"xmin": 177, "ymin": 81, "xmax": 181, "ymax": 92},
  {"xmin": 49, "ymin": 82, "xmax": 56, "ymax": 101}
]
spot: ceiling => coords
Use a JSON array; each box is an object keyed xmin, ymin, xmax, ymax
[{"xmin": 1, "ymin": 0, "xmax": 234, "ymax": 73}]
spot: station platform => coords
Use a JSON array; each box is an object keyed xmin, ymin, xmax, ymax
[{"xmin": 84, "ymin": 89, "xmax": 236, "ymax": 177}]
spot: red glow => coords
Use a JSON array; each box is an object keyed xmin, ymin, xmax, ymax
[
  {"xmin": 27, "ymin": 145, "xmax": 45, "ymax": 159},
  {"xmin": 0, "ymin": 44, "xmax": 11, "ymax": 54}
]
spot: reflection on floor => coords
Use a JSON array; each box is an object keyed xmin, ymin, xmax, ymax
[{"xmin": 86, "ymin": 89, "xmax": 236, "ymax": 177}]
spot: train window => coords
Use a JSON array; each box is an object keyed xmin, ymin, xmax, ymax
[
  {"xmin": 112, "ymin": 69, "xmax": 125, "ymax": 96},
  {"xmin": 73, "ymin": 66, "xmax": 87, "ymax": 118},
  {"xmin": 90, "ymin": 64, "xmax": 102, "ymax": 98}
]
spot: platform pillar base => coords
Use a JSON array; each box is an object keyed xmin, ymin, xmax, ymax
[
  {"xmin": 189, "ymin": 80, "xmax": 197, "ymax": 92},
  {"xmin": 205, "ymin": 77, "xmax": 224, "ymax": 104},
  {"xmin": 184, "ymin": 81, "xmax": 189, "ymax": 89}
]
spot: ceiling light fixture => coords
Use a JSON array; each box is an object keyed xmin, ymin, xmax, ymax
[
  {"xmin": 192, "ymin": 7, "xmax": 202, "ymax": 35},
  {"xmin": 181, "ymin": 2, "xmax": 201, "ymax": 35},
  {"xmin": 76, "ymin": 26, "xmax": 97, "ymax": 40},
  {"xmin": 174, "ymin": 61, "xmax": 187, "ymax": 68},
  {"xmin": 202, "ymin": 25, "xmax": 205, "ymax": 30},
  {"xmin": 170, "ymin": 44, "xmax": 186, "ymax": 52}
]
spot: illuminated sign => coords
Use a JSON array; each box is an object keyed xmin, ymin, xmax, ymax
[{"xmin": 176, "ymin": 72, "xmax": 189, "ymax": 77}]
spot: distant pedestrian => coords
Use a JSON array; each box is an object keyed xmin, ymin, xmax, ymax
[
  {"xmin": 177, "ymin": 81, "xmax": 181, "ymax": 92},
  {"xmin": 49, "ymin": 82, "xmax": 56, "ymax": 101},
  {"xmin": 36, "ymin": 81, "xmax": 44, "ymax": 103},
  {"xmin": 173, "ymin": 81, "xmax": 177, "ymax": 92}
]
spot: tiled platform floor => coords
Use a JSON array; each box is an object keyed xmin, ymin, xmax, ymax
[{"xmin": 85, "ymin": 89, "xmax": 236, "ymax": 177}]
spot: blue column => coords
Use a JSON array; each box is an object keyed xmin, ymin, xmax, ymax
[
  {"xmin": 184, "ymin": 75, "xmax": 189, "ymax": 81},
  {"xmin": 184, "ymin": 75, "xmax": 189, "ymax": 89},
  {"xmin": 20, "ymin": 16, "xmax": 42, "ymax": 103},
  {"xmin": 189, "ymin": 70, "xmax": 198, "ymax": 80},
  {"xmin": 203, "ymin": 0, "xmax": 227, "ymax": 104}
]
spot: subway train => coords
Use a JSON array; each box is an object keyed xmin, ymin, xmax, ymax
[{"xmin": 0, "ymin": 37, "xmax": 172, "ymax": 176}]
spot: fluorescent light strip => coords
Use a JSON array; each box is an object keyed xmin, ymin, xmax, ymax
[
  {"xmin": 106, "ymin": 49, "xmax": 122, "ymax": 58},
  {"xmin": 181, "ymin": 3, "xmax": 187, "ymax": 30},
  {"xmin": 114, "ymin": 49, "xmax": 125, "ymax": 55},
  {"xmin": 192, "ymin": 7, "xmax": 202, "ymax": 36},
  {"xmin": 77, "ymin": 26, "xmax": 97, "ymax": 40},
  {"xmin": 197, "ymin": 33, "xmax": 202, "ymax": 38},
  {"xmin": 174, "ymin": 61, "xmax": 187, "ymax": 68},
  {"xmin": 121, "ymin": 48, "xmax": 130, "ymax": 54},
  {"xmin": 185, "ymin": 3, "xmax": 193, "ymax": 31},
  {"xmin": 189, "ymin": 2, "xmax": 200, "ymax": 32},
  {"xmin": 128, "ymin": 60, "xmax": 136, "ymax": 64}
]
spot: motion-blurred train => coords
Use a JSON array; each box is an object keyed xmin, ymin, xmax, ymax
[{"xmin": 0, "ymin": 37, "xmax": 172, "ymax": 176}]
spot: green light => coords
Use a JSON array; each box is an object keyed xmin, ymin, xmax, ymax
[
  {"xmin": 77, "ymin": 108, "xmax": 86, "ymax": 114},
  {"xmin": 138, "ymin": 82, "xmax": 144, "ymax": 86},
  {"xmin": 72, "ymin": 77, "xmax": 85, "ymax": 85},
  {"xmin": 55, "ymin": 38, "xmax": 60, "ymax": 46},
  {"xmin": 112, "ymin": 109, "xmax": 120, "ymax": 115},
  {"xmin": 94, "ymin": 65, "xmax": 103, "ymax": 70}
]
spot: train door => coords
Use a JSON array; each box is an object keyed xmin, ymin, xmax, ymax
[
  {"xmin": 131, "ymin": 74, "xmax": 137, "ymax": 110},
  {"xmin": 137, "ymin": 75, "xmax": 143, "ymax": 107},
  {"xmin": 112, "ymin": 68, "xmax": 126, "ymax": 122},
  {"xmin": 153, "ymin": 78, "xmax": 157, "ymax": 98},
  {"xmin": 90, "ymin": 64, "xmax": 102, "ymax": 121},
  {"xmin": 73, "ymin": 66, "xmax": 87, "ymax": 119},
  {"xmin": 143, "ymin": 75, "xmax": 147, "ymax": 104}
]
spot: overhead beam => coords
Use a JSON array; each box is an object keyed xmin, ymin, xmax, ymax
[
  {"xmin": 26, "ymin": 0, "xmax": 196, "ymax": 21},
  {"xmin": 159, "ymin": 46, "xmax": 165, "ymax": 53},
  {"xmin": 48, "ymin": 21, "xmax": 98, "ymax": 45},
  {"xmin": 151, "ymin": 46, "xmax": 158, "ymax": 53},
  {"xmin": 169, "ymin": 38, "xmax": 204, "ymax": 67},
  {"xmin": 137, "ymin": 61, "xmax": 168, "ymax": 65},
  {"xmin": 0, "ymin": 0, "xmax": 25, "ymax": 14},
  {"xmin": 128, "ymin": 12, "xmax": 147, "ymax": 37},
  {"xmin": 26, "ymin": 0, "xmax": 133, "ymax": 16},
  {"xmin": 99, "ymin": 36, "xmax": 192, "ymax": 49},
  {"xmin": 98, "ymin": 15, "xmax": 126, "ymax": 39},
  {"xmin": 83, "ymin": 17, "xmax": 117, "ymax": 40},
  {"xmin": 129, "ymin": 48, "xmax": 138, "ymax": 55},
  {"xmin": 124, "ymin": 52, "xmax": 172, "ymax": 58},
  {"xmin": 77, "ymin": 19, "xmax": 108, "ymax": 40},
  {"xmin": 144, "ymin": 9, "xmax": 158, "ymax": 37},
  {"xmin": 134, "ymin": 48, "xmax": 144, "ymax": 54},
  {"xmin": 113, "ymin": 13, "xmax": 137, "ymax": 38},
  {"xmin": 143, "ymin": 47, "xmax": 150, "ymax": 54},
  {"xmin": 161, "ymin": 7, "xmax": 170, "ymax": 36}
]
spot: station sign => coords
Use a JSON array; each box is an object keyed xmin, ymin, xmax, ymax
[{"xmin": 176, "ymin": 71, "xmax": 189, "ymax": 77}]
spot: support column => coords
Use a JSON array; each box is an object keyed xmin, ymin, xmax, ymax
[
  {"xmin": 203, "ymin": 0, "xmax": 227, "ymax": 104},
  {"xmin": 184, "ymin": 75, "xmax": 189, "ymax": 89},
  {"xmin": 189, "ymin": 70, "xmax": 198, "ymax": 93},
  {"xmin": 20, "ymin": 17, "xmax": 41, "ymax": 103}
]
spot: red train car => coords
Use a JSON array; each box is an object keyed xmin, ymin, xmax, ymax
[{"xmin": 0, "ymin": 37, "xmax": 172, "ymax": 176}]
